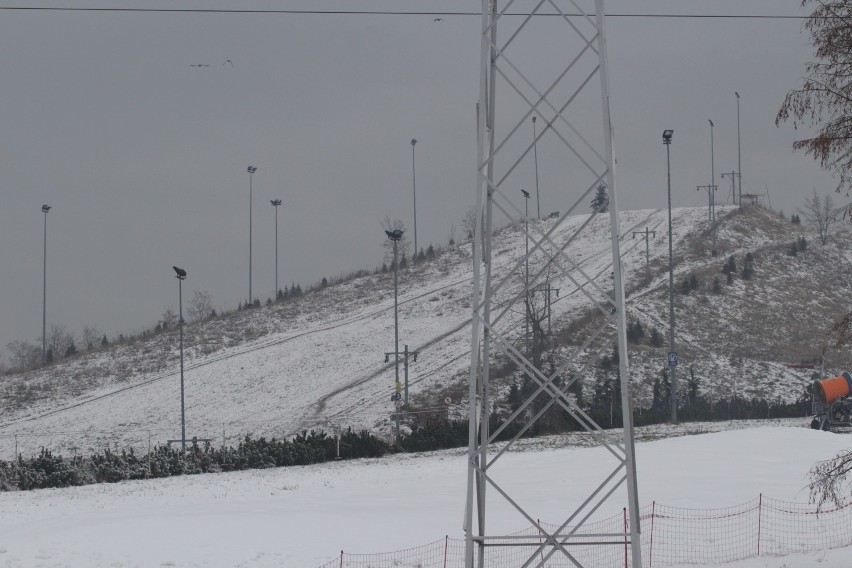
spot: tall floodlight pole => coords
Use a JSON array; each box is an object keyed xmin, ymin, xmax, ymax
[
  {"xmin": 173, "ymin": 265, "xmax": 188, "ymax": 452},
  {"xmin": 521, "ymin": 189, "xmax": 531, "ymax": 355},
  {"xmin": 270, "ymin": 199, "xmax": 282, "ymax": 300},
  {"xmin": 41, "ymin": 204, "xmax": 51, "ymax": 363},
  {"xmin": 735, "ymin": 92, "xmax": 742, "ymax": 207},
  {"xmin": 663, "ymin": 130, "xmax": 677, "ymax": 424},
  {"xmin": 385, "ymin": 228, "xmax": 404, "ymax": 443},
  {"xmin": 532, "ymin": 117, "xmax": 541, "ymax": 219},
  {"xmin": 411, "ymin": 139, "xmax": 418, "ymax": 259},
  {"xmin": 247, "ymin": 166, "xmax": 257, "ymax": 305},
  {"xmin": 709, "ymin": 119, "xmax": 717, "ymax": 256}
]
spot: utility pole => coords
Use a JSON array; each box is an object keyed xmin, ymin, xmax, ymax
[
  {"xmin": 41, "ymin": 204, "xmax": 51, "ymax": 363},
  {"xmin": 531, "ymin": 117, "xmax": 541, "ymax": 219},
  {"xmin": 735, "ymin": 92, "xmax": 742, "ymax": 207},
  {"xmin": 385, "ymin": 345, "xmax": 419, "ymax": 406},
  {"xmin": 697, "ymin": 183, "xmax": 717, "ymax": 254},
  {"xmin": 385, "ymin": 228, "xmax": 404, "ymax": 444},
  {"xmin": 247, "ymin": 165, "xmax": 257, "ymax": 305},
  {"xmin": 664, "ymin": 129, "xmax": 678, "ymax": 424},
  {"xmin": 270, "ymin": 199, "xmax": 282, "ymax": 301},
  {"xmin": 521, "ymin": 189, "xmax": 531, "ymax": 355},
  {"xmin": 721, "ymin": 172, "xmax": 737, "ymax": 205},
  {"xmin": 709, "ymin": 119, "xmax": 717, "ymax": 256},
  {"xmin": 411, "ymin": 139, "xmax": 418, "ymax": 260},
  {"xmin": 632, "ymin": 227, "xmax": 656, "ymax": 271}
]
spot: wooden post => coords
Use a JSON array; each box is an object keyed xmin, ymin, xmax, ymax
[{"xmin": 443, "ymin": 535, "xmax": 449, "ymax": 568}]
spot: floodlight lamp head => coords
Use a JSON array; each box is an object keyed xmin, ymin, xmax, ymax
[
  {"xmin": 662, "ymin": 129, "xmax": 673, "ymax": 144},
  {"xmin": 708, "ymin": 119, "xmax": 714, "ymax": 127},
  {"xmin": 173, "ymin": 266, "xmax": 187, "ymax": 279},
  {"xmin": 270, "ymin": 199, "xmax": 282, "ymax": 206},
  {"xmin": 532, "ymin": 115, "xmax": 536, "ymax": 123},
  {"xmin": 520, "ymin": 189, "xmax": 530, "ymax": 199},
  {"xmin": 735, "ymin": 91, "xmax": 740, "ymax": 99},
  {"xmin": 41, "ymin": 204, "xmax": 51, "ymax": 213},
  {"xmin": 247, "ymin": 166, "xmax": 257, "ymax": 174},
  {"xmin": 385, "ymin": 229, "xmax": 404, "ymax": 241},
  {"xmin": 411, "ymin": 138, "xmax": 417, "ymax": 146}
]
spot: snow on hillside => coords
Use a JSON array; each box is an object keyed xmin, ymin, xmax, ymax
[
  {"xmin": 0, "ymin": 426, "xmax": 850, "ymax": 567},
  {"xmin": 0, "ymin": 205, "xmax": 848, "ymax": 457}
]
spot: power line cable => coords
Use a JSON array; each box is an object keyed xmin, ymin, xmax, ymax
[{"xmin": 0, "ymin": 6, "xmax": 809, "ymax": 19}]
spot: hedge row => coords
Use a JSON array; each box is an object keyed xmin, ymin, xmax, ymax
[{"xmin": 0, "ymin": 428, "xmax": 387, "ymax": 492}]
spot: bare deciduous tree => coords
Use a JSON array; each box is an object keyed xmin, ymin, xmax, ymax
[
  {"xmin": 777, "ymin": 1, "xmax": 852, "ymax": 196},
  {"xmin": 187, "ymin": 290, "xmax": 214, "ymax": 323},
  {"xmin": 47, "ymin": 324, "xmax": 74, "ymax": 361},
  {"xmin": 161, "ymin": 306, "xmax": 178, "ymax": 330},
  {"xmin": 82, "ymin": 325, "xmax": 100, "ymax": 351},
  {"xmin": 380, "ymin": 216, "xmax": 411, "ymax": 265},
  {"xmin": 800, "ymin": 189, "xmax": 838, "ymax": 245},
  {"xmin": 6, "ymin": 340, "xmax": 40, "ymax": 371},
  {"xmin": 809, "ymin": 449, "xmax": 852, "ymax": 509}
]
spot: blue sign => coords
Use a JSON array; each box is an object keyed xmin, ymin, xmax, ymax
[
  {"xmin": 391, "ymin": 392, "xmax": 401, "ymax": 402},
  {"xmin": 668, "ymin": 352, "xmax": 679, "ymax": 368}
]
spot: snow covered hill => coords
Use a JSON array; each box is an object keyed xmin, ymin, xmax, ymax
[{"xmin": 0, "ymin": 205, "xmax": 849, "ymax": 457}]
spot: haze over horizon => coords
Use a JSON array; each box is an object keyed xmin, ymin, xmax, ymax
[{"xmin": 0, "ymin": 1, "xmax": 838, "ymax": 361}]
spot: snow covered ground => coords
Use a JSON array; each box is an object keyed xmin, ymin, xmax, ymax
[{"xmin": 1, "ymin": 424, "xmax": 850, "ymax": 567}]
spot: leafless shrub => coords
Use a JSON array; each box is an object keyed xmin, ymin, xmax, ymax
[
  {"xmin": 187, "ymin": 290, "xmax": 214, "ymax": 323},
  {"xmin": 809, "ymin": 449, "xmax": 852, "ymax": 509}
]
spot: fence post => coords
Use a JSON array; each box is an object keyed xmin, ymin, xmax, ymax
[
  {"xmin": 339, "ymin": 550, "xmax": 343, "ymax": 568},
  {"xmin": 757, "ymin": 493, "xmax": 763, "ymax": 556},
  {"xmin": 649, "ymin": 501, "xmax": 656, "ymax": 568},
  {"xmin": 443, "ymin": 535, "xmax": 449, "ymax": 568},
  {"xmin": 539, "ymin": 519, "xmax": 545, "ymax": 565},
  {"xmin": 624, "ymin": 508, "xmax": 628, "ymax": 568}
]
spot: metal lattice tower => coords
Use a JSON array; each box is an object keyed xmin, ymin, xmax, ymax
[{"xmin": 464, "ymin": 1, "xmax": 642, "ymax": 567}]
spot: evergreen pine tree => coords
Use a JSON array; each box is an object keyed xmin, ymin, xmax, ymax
[
  {"xmin": 712, "ymin": 277, "xmax": 722, "ymax": 294},
  {"xmin": 741, "ymin": 252, "xmax": 755, "ymax": 280},
  {"xmin": 101, "ymin": 334, "xmax": 109, "ymax": 347},
  {"xmin": 590, "ymin": 184, "xmax": 609, "ymax": 212}
]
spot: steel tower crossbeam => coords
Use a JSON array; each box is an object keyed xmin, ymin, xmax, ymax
[{"xmin": 465, "ymin": 1, "xmax": 642, "ymax": 567}]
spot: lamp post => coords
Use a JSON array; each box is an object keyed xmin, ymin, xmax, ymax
[
  {"xmin": 385, "ymin": 228, "xmax": 404, "ymax": 442},
  {"xmin": 521, "ymin": 189, "xmax": 530, "ymax": 355},
  {"xmin": 709, "ymin": 120, "xmax": 717, "ymax": 256},
  {"xmin": 270, "ymin": 199, "xmax": 282, "ymax": 301},
  {"xmin": 532, "ymin": 117, "xmax": 541, "ymax": 219},
  {"xmin": 247, "ymin": 166, "xmax": 257, "ymax": 306},
  {"xmin": 172, "ymin": 265, "xmax": 188, "ymax": 451},
  {"xmin": 735, "ymin": 92, "xmax": 742, "ymax": 207},
  {"xmin": 41, "ymin": 204, "xmax": 51, "ymax": 363},
  {"xmin": 410, "ymin": 139, "xmax": 418, "ymax": 260},
  {"xmin": 663, "ymin": 129, "xmax": 678, "ymax": 424}
]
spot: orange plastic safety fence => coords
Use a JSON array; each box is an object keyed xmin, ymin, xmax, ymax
[{"xmin": 315, "ymin": 496, "xmax": 852, "ymax": 568}]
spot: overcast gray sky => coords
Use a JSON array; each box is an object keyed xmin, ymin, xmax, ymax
[{"xmin": 0, "ymin": 1, "xmax": 835, "ymax": 361}]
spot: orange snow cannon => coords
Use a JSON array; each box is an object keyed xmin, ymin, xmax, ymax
[
  {"xmin": 811, "ymin": 372, "xmax": 852, "ymax": 431},
  {"xmin": 812, "ymin": 373, "xmax": 852, "ymax": 405}
]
